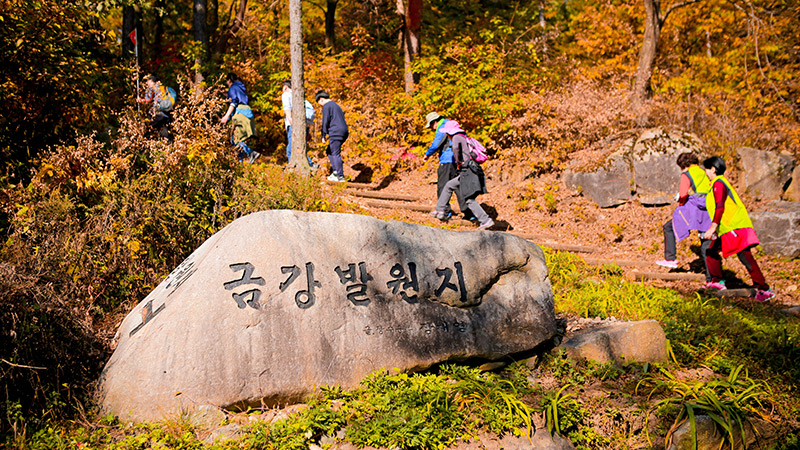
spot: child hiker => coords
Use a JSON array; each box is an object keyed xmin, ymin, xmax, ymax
[{"xmin": 701, "ymin": 156, "xmax": 774, "ymax": 301}]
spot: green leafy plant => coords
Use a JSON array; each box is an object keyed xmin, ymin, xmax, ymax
[
  {"xmin": 539, "ymin": 384, "xmax": 582, "ymax": 436},
  {"xmin": 637, "ymin": 365, "xmax": 773, "ymax": 449}
]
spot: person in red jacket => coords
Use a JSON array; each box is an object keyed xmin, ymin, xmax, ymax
[{"xmin": 701, "ymin": 156, "xmax": 774, "ymax": 301}]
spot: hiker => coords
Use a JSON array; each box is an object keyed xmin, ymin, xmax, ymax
[
  {"xmin": 316, "ymin": 90, "xmax": 348, "ymax": 182},
  {"xmin": 423, "ymin": 112, "xmax": 471, "ymax": 221},
  {"xmin": 281, "ymin": 80, "xmax": 316, "ymax": 167},
  {"xmin": 137, "ymin": 74, "xmax": 175, "ymax": 140},
  {"xmin": 221, "ymin": 73, "xmax": 259, "ymax": 164},
  {"xmin": 701, "ymin": 156, "xmax": 774, "ymax": 301},
  {"xmin": 655, "ymin": 152, "xmax": 713, "ymax": 282},
  {"xmin": 432, "ymin": 121, "xmax": 494, "ymax": 230}
]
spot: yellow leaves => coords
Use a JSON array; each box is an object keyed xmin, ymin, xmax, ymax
[{"xmin": 127, "ymin": 239, "xmax": 142, "ymax": 258}]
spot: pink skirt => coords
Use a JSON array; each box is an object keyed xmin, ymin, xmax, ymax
[{"xmin": 720, "ymin": 227, "xmax": 759, "ymax": 258}]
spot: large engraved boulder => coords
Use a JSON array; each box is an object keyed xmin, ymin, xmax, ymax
[{"xmin": 97, "ymin": 210, "xmax": 557, "ymax": 422}]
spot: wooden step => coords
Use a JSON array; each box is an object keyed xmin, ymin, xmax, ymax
[
  {"xmin": 630, "ymin": 271, "xmax": 705, "ymax": 282},
  {"xmin": 584, "ymin": 258, "xmax": 653, "ymax": 269},
  {"xmin": 362, "ymin": 200, "xmax": 432, "ymax": 213},
  {"xmin": 706, "ymin": 288, "xmax": 756, "ymax": 298},
  {"xmin": 344, "ymin": 189, "xmax": 418, "ymax": 202}
]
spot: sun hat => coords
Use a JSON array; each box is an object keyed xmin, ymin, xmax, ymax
[
  {"xmin": 425, "ymin": 112, "xmax": 443, "ymax": 128},
  {"xmin": 441, "ymin": 120, "xmax": 465, "ymax": 136}
]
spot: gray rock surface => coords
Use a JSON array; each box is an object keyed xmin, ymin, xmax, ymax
[
  {"xmin": 633, "ymin": 129, "xmax": 702, "ymax": 205},
  {"xmin": 738, "ymin": 147, "xmax": 795, "ymax": 201},
  {"xmin": 750, "ymin": 201, "xmax": 800, "ymax": 259},
  {"xmin": 97, "ymin": 210, "xmax": 557, "ymax": 422},
  {"xmin": 557, "ymin": 320, "xmax": 667, "ymax": 364},
  {"xmin": 565, "ymin": 128, "xmax": 704, "ymax": 208},
  {"xmin": 784, "ymin": 164, "xmax": 800, "ymax": 201},
  {"xmin": 564, "ymin": 148, "xmax": 633, "ymax": 208}
]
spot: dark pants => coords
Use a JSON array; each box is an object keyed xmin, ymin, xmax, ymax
[
  {"xmin": 326, "ymin": 138, "xmax": 345, "ymax": 177},
  {"xmin": 437, "ymin": 163, "xmax": 467, "ymax": 216},
  {"xmin": 151, "ymin": 112, "xmax": 173, "ymax": 139},
  {"xmin": 664, "ymin": 219, "xmax": 713, "ymax": 281},
  {"xmin": 705, "ymin": 240, "xmax": 768, "ymax": 290}
]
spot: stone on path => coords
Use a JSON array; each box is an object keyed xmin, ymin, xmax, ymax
[
  {"xmin": 97, "ymin": 210, "xmax": 557, "ymax": 422},
  {"xmin": 557, "ymin": 320, "xmax": 667, "ymax": 364}
]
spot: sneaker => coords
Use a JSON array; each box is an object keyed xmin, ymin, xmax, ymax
[
  {"xmin": 429, "ymin": 210, "xmax": 449, "ymax": 221},
  {"xmin": 310, "ymin": 162, "xmax": 320, "ymax": 170},
  {"xmin": 248, "ymin": 151, "xmax": 261, "ymax": 164},
  {"xmin": 655, "ymin": 259, "xmax": 678, "ymax": 269},
  {"xmin": 704, "ymin": 280, "xmax": 727, "ymax": 290},
  {"xmin": 755, "ymin": 289, "xmax": 775, "ymax": 302},
  {"xmin": 478, "ymin": 219, "xmax": 495, "ymax": 230},
  {"xmin": 327, "ymin": 173, "xmax": 340, "ymax": 182},
  {"xmin": 336, "ymin": 175, "xmax": 346, "ymax": 182}
]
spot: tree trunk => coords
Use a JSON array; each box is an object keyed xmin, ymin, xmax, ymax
[
  {"xmin": 324, "ymin": 0, "xmax": 338, "ymax": 50},
  {"xmin": 208, "ymin": 0, "xmax": 219, "ymax": 47},
  {"xmin": 214, "ymin": 0, "xmax": 247, "ymax": 55},
  {"xmin": 288, "ymin": 0, "xmax": 310, "ymax": 174},
  {"xmin": 193, "ymin": 0, "xmax": 208, "ymax": 84},
  {"xmin": 154, "ymin": 0, "xmax": 165, "ymax": 58},
  {"xmin": 398, "ymin": 0, "xmax": 421, "ymax": 95},
  {"xmin": 122, "ymin": 5, "xmax": 136, "ymax": 57},
  {"xmin": 633, "ymin": 0, "xmax": 661, "ymax": 104}
]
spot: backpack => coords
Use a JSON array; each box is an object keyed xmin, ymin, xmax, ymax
[
  {"xmin": 466, "ymin": 136, "xmax": 488, "ymax": 163},
  {"xmin": 304, "ymin": 100, "xmax": 315, "ymax": 121},
  {"xmin": 157, "ymin": 85, "xmax": 177, "ymax": 112}
]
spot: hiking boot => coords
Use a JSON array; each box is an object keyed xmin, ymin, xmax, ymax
[
  {"xmin": 248, "ymin": 151, "xmax": 261, "ymax": 164},
  {"xmin": 478, "ymin": 219, "xmax": 495, "ymax": 230},
  {"xmin": 655, "ymin": 259, "xmax": 678, "ymax": 269},
  {"xmin": 704, "ymin": 280, "xmax": 727, "ymax": 290},
  {"xmin": 755, "ymin": 289, "xmax": 775, "ymax": 302}
]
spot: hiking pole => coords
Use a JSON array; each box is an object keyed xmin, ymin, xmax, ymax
[{"xmin": 130, "ymin": 29, "xmax": 140, "ymax": 113}]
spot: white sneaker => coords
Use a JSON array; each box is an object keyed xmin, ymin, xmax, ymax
[
  {"xmin": 478, "ymin": 219, "xmax": 494, "ymax": 230},
  {"xmin": 327, "ymin": 173, "xmax": 340, "ymax": 182},
  {"xmin": 655, "ymin": 259, "xmax": 678, "ymax": 269}
]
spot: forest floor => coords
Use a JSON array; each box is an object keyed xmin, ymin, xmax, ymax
[{"xmin": 325, "ymin": 155, "xmax": 800, "ymax": 309}]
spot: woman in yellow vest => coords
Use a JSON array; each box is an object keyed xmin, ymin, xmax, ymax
[
  {"xmin": 701, "ymin": 157, "xmax": 774, "ymax": 301},
  {"xmin": 656, "ymin": 153, "xmax": 713, "ymax": 284}
]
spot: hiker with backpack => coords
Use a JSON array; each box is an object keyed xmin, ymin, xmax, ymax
[
  {"xmin": 655, "ymin": 152, "xmax": 713, "ymax": 282},
  {"xmin": 221, "ymin": 72, "xmax": 259, "ymax": 164},
  {"xmin": 423, "ymin": 112, "xmax": 472, "ymax": 221},
  {"xmin": 281, "ymin": 79, "xmax": 317, "ymax": 168},
  {"xmin": 701, "ymin": 156, "xmax": 775, "ymax": 302},
  {"xmin": 137, "ymin": 74, "xmax": 175, "ymax": 140},
  {"xmin": 432, "ymin": 121, "xmax": 494, "ymax": 230},
  {"xmin": 316, "ymin": 90, "xmax": 348, "ymax": 182}
]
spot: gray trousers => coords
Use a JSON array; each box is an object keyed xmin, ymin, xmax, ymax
[{"xmin": 437, "ymin": 177, "xmax": 489, "ymax": 223}]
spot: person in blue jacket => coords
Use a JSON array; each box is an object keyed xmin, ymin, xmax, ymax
[
  {"xmin": 424, "ymin": 112, "xmax": 470, "ymax": 221},
  {"xmin": 316, "ymin": 90, "xmax": 348, "ymax": 182},
  {"xmin": 220, "ymin": 73, "xmax": 259, "ymax": 163}
]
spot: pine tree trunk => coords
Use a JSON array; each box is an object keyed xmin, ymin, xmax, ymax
[{"xmin": 288, "ymin": 0, "xmax": 311, "ymax": 174}]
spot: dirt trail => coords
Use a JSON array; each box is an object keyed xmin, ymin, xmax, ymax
[{"xmin": 332, "ymin": 159, "xmax": 800, "ymax": 308}]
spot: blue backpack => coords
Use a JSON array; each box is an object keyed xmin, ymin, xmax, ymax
[{"xmin": 157, "ymin": 86, "xmax": 177, "ymax": 112}]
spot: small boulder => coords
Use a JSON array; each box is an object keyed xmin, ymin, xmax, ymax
[
  {"xmin": 750, "ymin": 201, "xmax": 800, "ymax": 259},
  {"xmin": 97, "ymin": 211, "xmax": 557, "ymax": 422},
  {"xmin": 564, "ymin": 147, "xmax": 633, "ymax": 208},
  {"xmin": 737, "ymin": 147, "xmax": 795, "ymax": 201},
  {"xmin": 557, "ymin": 320, "xmax": 667, "ymax": 364}
]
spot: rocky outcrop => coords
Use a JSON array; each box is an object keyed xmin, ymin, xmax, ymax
[
  {"xmin": 783, "ymin": 164, "xmax": 800, "ymax": 201},
  {"xmin": 557, "ymin": 320, "xmax": 668, "ymax": 364},
  {"xmin": 565, "ymin": 128, "xmax": 704, "ymax": 207},
  {"xmin": 751, "ymin": 201, "xmax": 800, "ymax": 259},
  {"xmin": 97, "ymin": 210, "xmax": 557, "ymax": 422},
  {"xmin": 737, "ymin": 147, "xmax": 795, "ymax": 201}
]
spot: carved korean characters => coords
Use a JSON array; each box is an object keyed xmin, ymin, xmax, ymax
[{"xmin": 98, "ymin": 211, "xmax": 557, "ymax": 423}]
